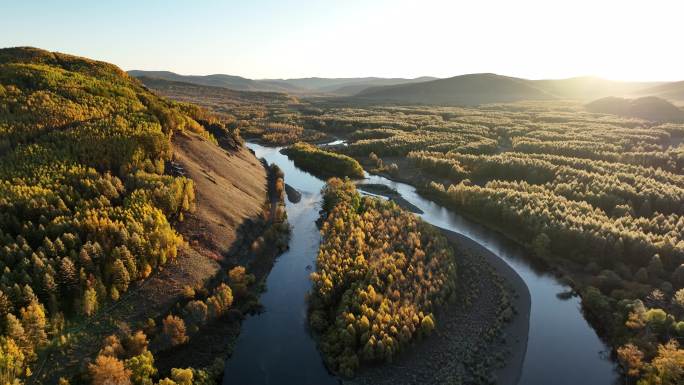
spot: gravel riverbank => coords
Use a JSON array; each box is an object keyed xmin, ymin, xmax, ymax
[{"xmin": 344, "ymin": 226, "xmax": 530, "ymax": 385}]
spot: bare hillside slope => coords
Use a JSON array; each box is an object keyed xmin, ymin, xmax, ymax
[{"xmin": 173, "ymin": 131, "xmax": 267, "ymax": 257}]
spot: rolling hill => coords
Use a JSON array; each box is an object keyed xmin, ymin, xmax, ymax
[
  {"xmin": 355, "ymin": 73, "xmax": 557, "ymax": 105},
  {"xmin": 634, "ymin": 80, "xmax": 684, "ymax": 102},
  {"xmin": 128, "ymin": 70, "xmax": 305, "ymax": 93},
  {"xmin": 531, "ymin": 77, "xmax": 662, "ymax": 100},
  {"xmin": 264, "ymin": 76, "xmax": 439, "ymax": 95},
  {"xmin": 586, "ymin": 96, "xmax": 684, "ymax": 122},
  {"xmin": 130, "ymin": 70, "xmax": 439, "ymax": 95},
  {"xmin": 137, "ymin": 76, "xmax": 297, "ymax": 105}
]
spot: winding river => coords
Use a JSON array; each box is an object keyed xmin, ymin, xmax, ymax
[{"xmin": 223, "ymin": 142, "xmax": 620, "ymax": 385}]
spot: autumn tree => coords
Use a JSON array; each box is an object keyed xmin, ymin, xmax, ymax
[
  {"xmin": 160, "ymin": 315, "xmax": 188, "ymax": 348},
  {"xmin": 0, "ymin": 337, "xmax": 25, "ymax": 385},
  {"xmin": 20, "ymin": 301, "xmax": 47, "ymax": 349},
  {"xmin": 89, "ymin": 354, "xmax": 132, "ymax": 385},
  {"xmin": 617, "ymin": 343, "xmax": 644, "ymax": 379}
]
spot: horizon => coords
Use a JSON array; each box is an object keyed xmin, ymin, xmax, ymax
[
  {"xmin": 126, "ymin": 69, "xmax": 677, "ymax": 83},
  {"xmin": 2, "ymin": 0, "xmax": 684, "ymax": 82}
]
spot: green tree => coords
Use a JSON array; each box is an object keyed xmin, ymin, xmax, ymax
[{"xmin": 125, "ymin": 350, "xmax": 156, "ymax": 385}]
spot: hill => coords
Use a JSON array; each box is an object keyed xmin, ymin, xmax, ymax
[
  {"xmin": 355, "ymin": 73, "xmax": 556, "ymax": 105},
  {"xmin": 264, "ymin": 76, "xmax": 439, "ymax": 95},
  {"xmin": 586, "ymin": 96, "xmax": 684, "ymax": 122},
  {"xmin": 137, "ymin": 76, "xmax": 297, "ymax": 106},
  {"xmin": 131, "ymin": 70, "xmax": 440, "ymax": 95},
  {"xmin": 531, "ymin": 77, "xmax": 662, "ymax": 100},
  {"xmin": 0, "ymin": 47, "xmax": 270, "ymax": 383},
  {"xmin": 128, "ymin": 70, "xmax": 304, "ymax": 93},
  {"xmin": 634, "ymin": 80, "xmax": 684, "ymax": 102}
]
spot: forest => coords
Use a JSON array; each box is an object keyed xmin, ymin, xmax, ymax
[
  {"xmin": 0, "ymin": 47, "xmax": 278, "ymax": 385},
  {"xmin": 309, "ymin": 178, "xmax": 457, "ymax": 376},
  {"xmin": 228, "ymin": 100, "xmax": 684, "ymax": 384},
  {"xmin": 281, "ymin": 142, "xmax": 364, "ymax": 179}
]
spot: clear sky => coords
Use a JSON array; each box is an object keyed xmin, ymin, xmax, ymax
[{"xmin": 2, "ymin": 0, "xmax": 683, "ymax": 81}]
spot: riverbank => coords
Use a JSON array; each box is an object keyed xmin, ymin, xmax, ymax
[
  {"xmin": 345, "ymin": 225, "xmax": 530, "ymax": 385},
  {"xmin": 356, "ymin": 183, "xmax": 424, "ymax": 214},
  {"xmin": 151, "ymin": 144, "xmax": 292, "ymax": 377},
  {"xmin": 441, "ymin": 228, "xmax": 530, "ymax": 385}
]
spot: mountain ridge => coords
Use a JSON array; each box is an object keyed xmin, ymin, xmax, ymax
[{"xmin": 129, "ymin": 69, "xmax": 684, "ymax": 105}]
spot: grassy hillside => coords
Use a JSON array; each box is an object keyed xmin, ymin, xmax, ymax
[
  {"xmin": 355, "ymin": 73, "xmax": 556, "ymax": 105},
  {"xmin": 586, "ymin": 96, "xmax": 684, "ymax": 122}
]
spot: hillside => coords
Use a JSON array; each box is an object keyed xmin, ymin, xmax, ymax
[
  {"xmin": 634, "ymin": 80, "xmax": 684, "ymax": 102},
  {"xmin": 355, "ymin": 73, "xmax": 556, "ymax": 105},
  {"xmin": 265, "ymin": 76, "xmax": 439, "ymax": 95},
  {"xmin": 0, "ymin": 47, "xmax": 270, "ymax": 384},
  {"xmin": 586, "ymin": 96, "xmax": 684, "ymax": 122},
  {"xmin": 131, "ymin": 70, "xmax": 440, "ymax": 96},
  {"xmin": 531, "ymin": 77, "xmax": 662, "ymax": 100},
  {"xmin": 137, "ymin": 76, "xmax": 296, "ymax": 107}
]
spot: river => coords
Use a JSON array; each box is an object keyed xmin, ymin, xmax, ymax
[{"xmin": 223, "ymin": 142, "xmax": 620, "ymax": 385}]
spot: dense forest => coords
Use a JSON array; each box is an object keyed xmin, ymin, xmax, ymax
[
  {"xmin": 226, "ymin": 100, "xmax": 684, "ymax": 384},
  {"xmin": 309, "ymin": 179, "xmax": 457, "ymax": 376},
  {"xmin": 281, "ymin": 142, "xmax": 364, "ymax": 179},
  {"xmin": 0, "ymin": 47, "xmax": 260, "ymax": 385}
]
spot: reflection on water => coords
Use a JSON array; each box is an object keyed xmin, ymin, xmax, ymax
[
  {"xmin": 362, "ymin": 174, "xmax": 620, "ymax": 385},
  {"xmin": 224, "ymin": 143, "xmax": 619, "ymax": 385},
  {"xmin": 222, "ymin": 145, "xmax": 336, "ymax": 385}
]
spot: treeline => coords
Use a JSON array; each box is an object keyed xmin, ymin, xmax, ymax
[
  {"xmin": 409, "ymin": 151, "xmax": 684, "ymax": 216},
  {"xmin": 0, "ymin": 47, "xmax": 216, "ymax": 383},
  {"xmin": 309, "ymin": 179, "xmax": 457, "ymax": 376},
  {"xmin": 281, "ymin": 142, "xmax": 364, "ymax": 179}
]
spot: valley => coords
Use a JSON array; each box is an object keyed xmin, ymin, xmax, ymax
[{"xmin": 1, "ymin": 45, "xmax": 683, "ymax": 385}]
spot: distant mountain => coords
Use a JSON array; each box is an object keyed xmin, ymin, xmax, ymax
[
  {"xmin": 634, "ymin": 81, "xmax": 684, "ymax": 102},
  {"xmin": 130, "ymin": 71, "xmax": 439, "ymax": 95},
  {"xmin": 355, "ymin": 73, "xmax": 556, "ymax": 105},
  {"xmin": 264, "ymin": 76, "xmax": 439, "ymax": 95},
  {"xmin": 128, "ymin": 70, "xmax": 304, "ymax": 93},
  {"xmin": 136, "ymin": 76, "xmax": 297, "ymax": 105},
  {"xmin": 531, "ymin": 77, "xmax": 663, "ymax": 100},
  {"xmin": 586, "ymin": 96, "xmax": 684, "ymax": 122}
]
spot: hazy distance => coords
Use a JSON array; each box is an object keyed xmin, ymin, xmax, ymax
[{"xmin": 2, "ymin": 0, "xmax": 683, "ymax": 81}]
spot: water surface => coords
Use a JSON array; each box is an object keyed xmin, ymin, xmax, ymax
[{"xmin": 224, "ymin": 142, "xmax": 620, "ymax": 385}]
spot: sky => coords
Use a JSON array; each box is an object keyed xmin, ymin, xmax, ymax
[{"xmin": 2, "ymin": 0, "xmax": 683, "ymax": 81}]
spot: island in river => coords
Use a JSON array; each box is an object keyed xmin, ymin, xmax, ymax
[{"xmin": 222, "ymin": 142, "xmax": 532, "ymax": 385}]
